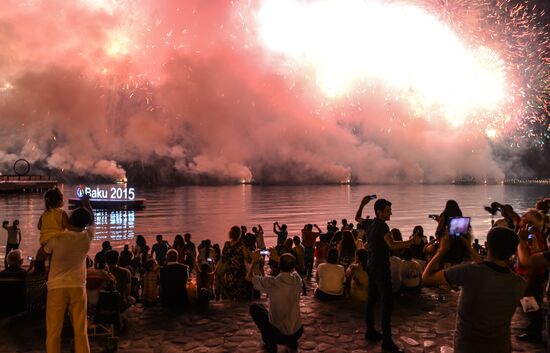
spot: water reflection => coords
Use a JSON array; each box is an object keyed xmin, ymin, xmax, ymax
[
  {"xmin": 93, "ymin": 209, "xmax": 135, "ymax": 242},
  {"xmin": 0, "ymin": 184, "xmax": 548, "ymax": 266}
]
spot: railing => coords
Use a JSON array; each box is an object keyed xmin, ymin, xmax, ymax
[{"xmin": 0, "ymin": 175, "xmax": 57, "ymax": 182}]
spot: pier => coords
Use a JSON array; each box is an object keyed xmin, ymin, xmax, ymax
[{"xmin": 0, "ymin": 175, "xmax": 57, "ymax": 193}]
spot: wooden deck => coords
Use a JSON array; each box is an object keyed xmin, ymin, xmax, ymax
[{"xmin": 0, "ymin": 175, "xmax": 57, "ymax": 193}]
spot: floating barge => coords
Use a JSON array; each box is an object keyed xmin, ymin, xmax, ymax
[
  {"xmin": 0, "ymin": 175, "xmax": 57, "ymax": 193},
  {"xmin": 68, "ymin": 198, "xmax": 146, "ymax": 210}
]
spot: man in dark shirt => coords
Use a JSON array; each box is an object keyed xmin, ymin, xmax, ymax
[
  {"xmin": 105, "ymin": 250, "xmax": 134, "ymax": 308},
  {"xmin": 355, "ymin": 196, "xmax": 413, "ymax": 353},
  {"xmin": 183, "ymin": 233, "xmax": 196, "ymax": 274},
  {"xmin": 274, "ymin": 222, "xmax": 288, "ymax": 247},
  {"xmin": 94, "ymin": 241, "xmax": 111, "ymax": 269},
  {"xmin": 301, "ymin": 224, "xmax": 322, "ymax": 278},
  {"xmin": 423, "ymin": 227, "xmax": 525, "ymax": 353},
  {"xmin": 160, "ymin": 249, "xmax": 189, "ymax": 313},
  {"xmin": 151, "ymin": 234, "xmax": 169, "ymax": 266}
]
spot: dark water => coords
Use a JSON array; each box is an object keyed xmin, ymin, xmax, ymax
[{"xmin": 0, "ymin": 184, "xmax": 548, "ymax": 265}]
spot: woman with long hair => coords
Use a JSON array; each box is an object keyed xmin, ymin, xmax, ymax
[
  {"xmin": 221, "ymin": 226, "xmax": 250, "ymax": 300},
  {"xmin": 338, "ymin": 231, "xmax": 356, "ymax": 269},
  {"xmin": 436, "ymin": 200, "xmax": 463, "ymax": 238},
  {"xmin": 346, "ymin": 248, "xmax": 368, "ymax": 301},
  {"xmin": 172, "ymin": 234, "xmax": 186, "ymax": 264}
]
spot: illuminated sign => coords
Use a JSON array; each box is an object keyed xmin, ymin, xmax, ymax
[{"xmin": 76, "ymin": 185, "xmax": 136, "ymax": 200}]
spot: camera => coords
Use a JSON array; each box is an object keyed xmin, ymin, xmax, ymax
[
  {"xmin": 428, "ymin": 214, "xmax": 439, "ymax": 220},
  {"xmin": 207, "ymin": 257, "xmax": 213, "ymax": 262},
  {"xmin": 484, "ymin": 202, "xmax": 501, "ymax": 216},
  {"xmin": 27, "ymin": 256, "xmax": 34, "ymax": 261},
  {"xmin": 259, "ymin": 250, "xmax": 270, "ymax": 256}
]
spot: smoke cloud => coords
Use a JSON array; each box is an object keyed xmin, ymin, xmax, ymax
[{"xmin": 0, "ymin": 0, "xmax": 513, "ymax": 184}]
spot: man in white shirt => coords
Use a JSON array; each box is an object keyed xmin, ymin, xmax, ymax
[
  {"xmin": 315, "ymin": 248, "xmax": 345, "ymax": 300},
  {"xmin": 37, "ymin": 196, "xmax": 94, "ymax": 353},
  {"xmin": 247, "ymin": 251, "xmax": 303, "ymax": 353}
]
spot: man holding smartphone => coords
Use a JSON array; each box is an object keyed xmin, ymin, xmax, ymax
[
  {"xmin": 423, "ymin": 227, "xmax": 524, "ymax": 353},
  {"xmin": 355, "ymin": 196, "xmax": 413, "ymax": 353}
]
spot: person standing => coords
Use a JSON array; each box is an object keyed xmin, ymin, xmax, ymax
[
  {"xmin": 151, "ymin": 234, "xmax": 169, "ymax": 266},
  {"xmin": 3, "ymin": 219, "xmax": 21, "ymax": 268},
  {"xmin": 38, "ymin": 196, "xmax": 94, "ymax": 353},
  {"xmin": 301, "ymin": 224, "xmax": 321, "ymax": 278},
  {"xmin": 355, "ymin": 196, "xmax": 413, "ymax": 353},
  {"xmin": 273, "ymin": 222, "xmax": 288, "ymax": 247}
]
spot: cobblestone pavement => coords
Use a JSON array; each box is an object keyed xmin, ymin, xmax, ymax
[{"xmin": 0, "ymin": 285, "xmax": 547, "ymax": 353}]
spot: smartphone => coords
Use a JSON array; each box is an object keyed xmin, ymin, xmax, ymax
[
  {"xmin": 428, "ymin": 214, "xmax": 439, "ymax": 220},
  {"xmin": 259, "ymin": 250, "xmax": 270, "ymax": 256},
  {"xmin": 27, "ymin": 256, "xmax": 34, "ymax": 261},
  {"xmin": 449, "ymin": 217, "xmax": 471, "ymax": 237},
  {"xmin": 368, "ymin": 194, "xmax": 377, "ymax": 200},
  {"xmin": 528, "ymin": 234, "xmax": 534, "ymax": 240},
  {"xmin": 207, "ymin": 257, "xmax": 213, "ymax": 262}
]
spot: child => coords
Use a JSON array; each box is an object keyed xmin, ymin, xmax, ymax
[
  {"xmin": 196, "ymin": 262, "xmax": 215, "ymax": 311},
  {"xmin": 37, "ymin": 187, "xmax": 72, "ymax": 244},
  {"xmin": 142, "ymin": 259, "xmax": 160, "ymax": 306}
]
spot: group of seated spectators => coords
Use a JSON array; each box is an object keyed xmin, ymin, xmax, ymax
[{"xmin": 1, "ymin": 196, "xmax": 549, "ymax": 353}]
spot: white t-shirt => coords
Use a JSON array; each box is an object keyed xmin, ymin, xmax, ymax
[
  {"xmin": 317, "ymin": 263, "xmax": 345, "ymax": 295},
  {"xmin": 43, "ymin": 226, "xmax": 94, "ymax": 290},
  {"xmin": 401, "ymin": 259, "xmax": 422, "ymax": 288},
  {"xmin": 389, "ymin": 256, "xmax": 402, "ymax": 293}
]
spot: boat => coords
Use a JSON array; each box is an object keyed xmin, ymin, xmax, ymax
[{"xmin": 68, "ymin": 197, "xmax": 146, "ymax": 210}]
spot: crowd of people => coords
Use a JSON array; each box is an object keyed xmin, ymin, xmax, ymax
[{"xmin": 1, "ymin": 186, "xmax": 549, "ymax": 353}]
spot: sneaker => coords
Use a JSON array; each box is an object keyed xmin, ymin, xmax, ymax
[
  {"xmin": 382, "ymin": 341, "xmax": 405, "ymax": 353},
  {"xmin": 364, "ymin": 330, "xmax": 383, "ymax": 342}
]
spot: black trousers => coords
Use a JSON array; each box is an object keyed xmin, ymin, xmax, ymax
[
  {"xmin": 314, "ymin": 288, "xmax": 343, "ymax": 301},
  {"xmin": 525, "ymin": 271, "xmax": 545, "ymax": 337},
  {"xmin": 366, "ymin": 268, "xmax": 393, "ymax": 344},
  {"xmin": 249, "ymin": 304, "xmax": 303, "ymax": 346},
  {"xmin": 304, "ymin": 247, "xmax": 314, "ymax": 277}
]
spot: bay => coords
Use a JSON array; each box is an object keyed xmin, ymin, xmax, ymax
[{"xmin": 0, "ymin": 184, "xmax": 548, "ymax": 264}]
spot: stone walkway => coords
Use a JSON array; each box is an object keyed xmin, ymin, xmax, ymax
[{"xmin": 0, "ymin": 285, "xmax": 547, "ymax": 353}]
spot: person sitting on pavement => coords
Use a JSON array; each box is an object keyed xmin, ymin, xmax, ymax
[
  {"xmin": 26, "ymin": 255, "xmax": 48, "ymax": 312},
  {"xmin": 346, "ymin": 248, "xmax": 369, "ymax": 301},
  {"xmin": 315, "ymin": 248, "xmax": 345, "ymax": 300},
  {"xmin": 423, "ymin": 226, "xmax": 524, "ymax": 353},
  {"xmin": 142, "ymin": 259, "xmax": 160, "ymax": 306},
  {"xmin": 0, "ymin": 249, "xmax": 26, "ymax": 278},
  {"xmin": 400, "ymin": 248, "xmax": 422, "ymax": 289},
  {"xmin": 247, "ymin": 251, "xmax": 303, "ymax": 353},
  {"xmin": 160, "ymin": 249, "xmax": 189, "ymax": 313},
  {"xmin": 94, "ymin": 241, "xmax": 112, "ymax": 270},
  {"xmin": 118, "ymin": 244, "xmax": 134, "ymax": 268},
  {"xmin": 105, "ymin": 249, "xmax": 135, "ymax": 309}
]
